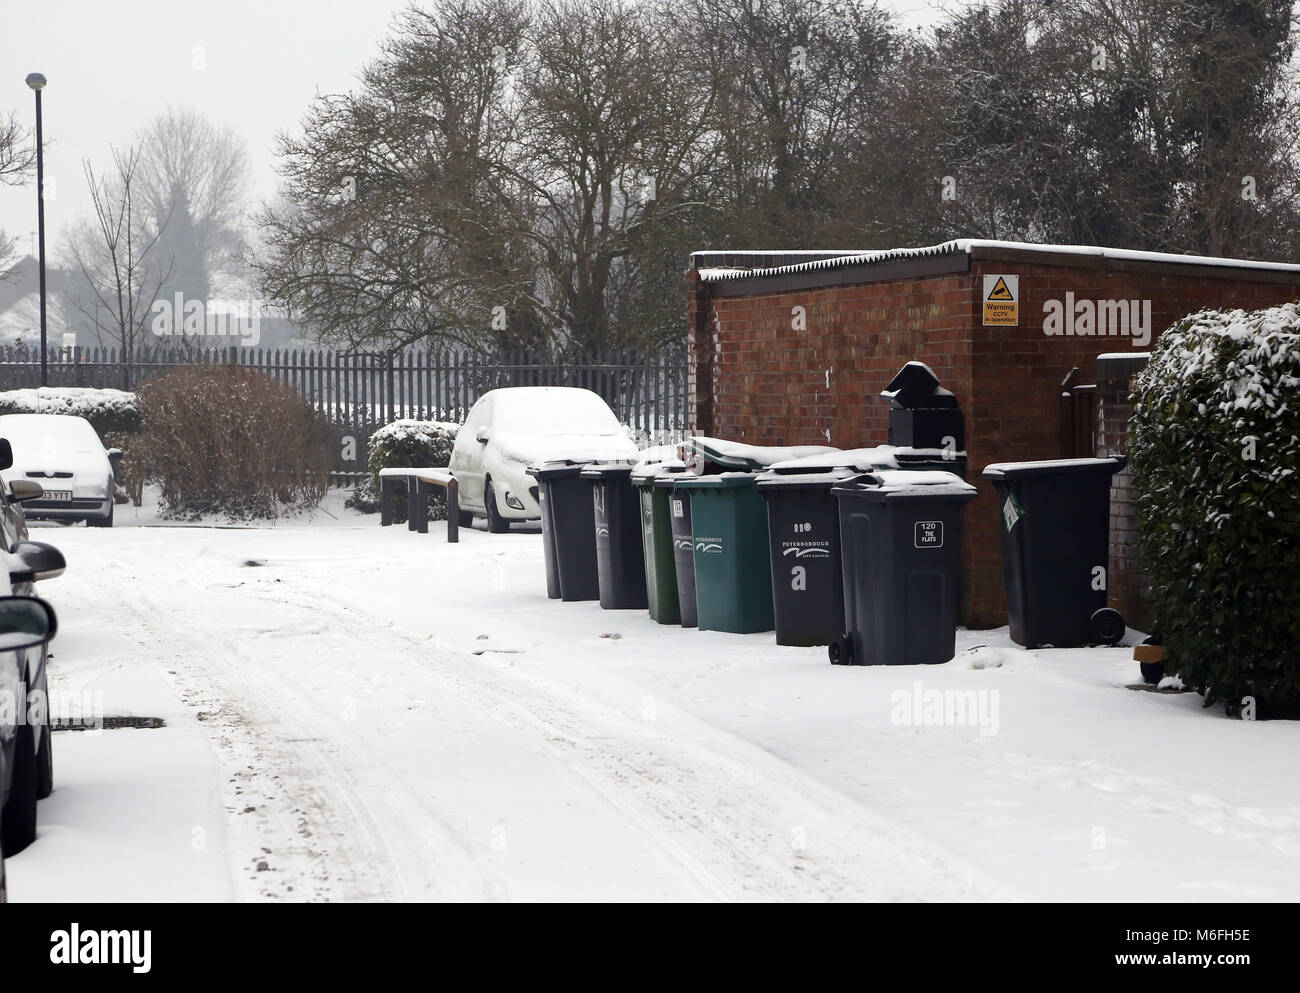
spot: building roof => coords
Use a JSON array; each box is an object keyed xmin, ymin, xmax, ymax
[{"xmin": 692, "ymin": 239, "xmax": 1300, "ymax": 286}]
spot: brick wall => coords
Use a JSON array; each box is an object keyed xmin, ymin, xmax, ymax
[{"xmin": 689, "ymin": 248, "xmax": 1300, "ymax": 628}]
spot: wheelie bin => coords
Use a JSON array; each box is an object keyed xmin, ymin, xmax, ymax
[
  {"xmin": 658, "ymin": 476, "xmax": 699, "ymax": 628},
  {"xmin": 756, "ymin": 462, "xmax": 863, "ymax": 647},
  {"xmin": 673, "ymin": 473, "xmax": 774, "ymax": 634},
  {"xmin": 829, "ymin": 470, "xmax": 977, "ymax": 666},
  {"xmin": 631, "ymin": 461, "xmax": 689, "ymax": 624},
  {"xmin": 981, "ymin": 457, "xmax": 1126, "ymax": 647},
  {"xmin": 581, "ymin": 462, "xmax": 648, "ymax": 610},
  {"xmin": 527, "ymin": 460, "xmax": 600, "ymax": 602}
]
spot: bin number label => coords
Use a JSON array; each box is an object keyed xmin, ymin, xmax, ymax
[
  {"xmin": 914, "ymin": 521, "xmax": 943, "ymax": 548},
  {"xmin": 672, "ymin": 499, "xmax": 683, "ymax": 518}
]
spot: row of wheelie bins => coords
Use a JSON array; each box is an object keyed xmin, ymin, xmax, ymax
[{"xmin": 530, "ymin": 442, "xmax": 1127, "ymax": 666}]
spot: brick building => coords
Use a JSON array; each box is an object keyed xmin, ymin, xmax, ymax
[{"xmin": 686, "ymin": 239, "xmax": 1300, "ymax": 628}]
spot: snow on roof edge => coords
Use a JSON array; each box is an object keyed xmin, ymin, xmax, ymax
[{"xmin": 692, "ymin": 239, "xmax": 1300, "ymax": 282}]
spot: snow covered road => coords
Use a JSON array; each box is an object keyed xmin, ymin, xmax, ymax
[{"xmin": 8, "ymin": 504, "xmax": 1300, "ymax": 901}]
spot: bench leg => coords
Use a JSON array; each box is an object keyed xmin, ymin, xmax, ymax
[
  {"xmin": 416, "ymin": 479, "xmax": 429, "ymax": 534},
  {"xmin": 407, "ymin": 478, "xmax": 419, "ymax": 532},
  {"xmin": 447, "ymin": 482, "xmax": 459, "ymax": 543},
  {"xmin": 380, "ymin": 476, "xmax": 394, "ymax": 526}
]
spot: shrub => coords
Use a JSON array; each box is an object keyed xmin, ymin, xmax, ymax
[
  {"xmin": 0, "ymin": 386, "xmax": 142, "ymax": 436},
  {"xmin": 1129, "ymin": 303, "xmax": 1300, "ymax": 718},
  {"xmin": 137, "ymin": 365, "xmax": 331, "ymax": 520},
  {"xmin": 349, "ymin": 419, "xmax": 458, "ymax": 522}
]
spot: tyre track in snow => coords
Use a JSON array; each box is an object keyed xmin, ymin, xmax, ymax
[
  {"xmin": 225, "ymin": 574, "xmax": 1013, "ymax": 902},
  {"xmin": 108, "ymin": 585, "xmax": 477, "ymax": 902}
]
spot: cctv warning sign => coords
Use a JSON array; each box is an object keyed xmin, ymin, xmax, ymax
[{"xmin": 983, "ymin": 274, "xmax": 1019, "ymax": 326}]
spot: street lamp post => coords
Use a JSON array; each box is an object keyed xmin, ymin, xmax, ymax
[{"xmin": 25, "ymin": 72, "xmax": 47, "ymax": 387}]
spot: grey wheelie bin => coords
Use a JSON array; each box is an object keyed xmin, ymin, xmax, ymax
[
  {"xmin": 982, "ymin": 457, "xmax": 1126, "ymax": 647},
  {"xmin": 526, "ymin": 460, "xmax": 599, "ymax": 602},
  {"xmin": 581, "ymin": 462, "xmax": 648, "ymax": 610},
  {"xmin": 658, "ymin": 476, "xmax": 699, "ymax": 627},
  {"xmin": 829, "ymin": 470, "xmax": 977, "ymax": 666}
]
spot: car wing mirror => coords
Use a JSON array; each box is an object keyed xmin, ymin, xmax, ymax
[
  {"xmin": 0, "ymin": 595, "xmax": 57, "ymax": 650},
  {"xmin": 0, "ymin": 438, "xmax": 11, "ymax": 471},
  {"xmin": 10, "ymin": 540, "xmax": 66, "ymax": 583},
  {"xmin": 107, "ymin": 448, "xmax": 124, "ymax": 464},
  {"xmin": 9, "ymin": 479, "xmax": 43, "ymax": 503},
  {"xmin": 475, "ymin": 427, "xmax": 491, "ymax": 444}
]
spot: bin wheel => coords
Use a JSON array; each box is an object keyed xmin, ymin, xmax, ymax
[
  {"xmin": 828, "ymin": 635, "xmax": 853, "ymax": 666},
  {"xmin": 1140, "ymin": 661, "xmax": 1165, "ymax": 685},
  {"xmin": 1088, "ymin": 608, "xmax": 1126, "ymax": 645}
]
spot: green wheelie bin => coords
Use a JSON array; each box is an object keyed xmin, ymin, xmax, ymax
[
  {"xmin": 631, "ymin": 461, "xmax": 689, "ymax": 624},
  {"xmin": 673, "ymin": 473, "xmax": 774, "ymax": 634}
]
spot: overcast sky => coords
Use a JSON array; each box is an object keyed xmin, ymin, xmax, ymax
[{"xmin": 0, "ymin": 0, "xmax": 948, "ymax": 264}]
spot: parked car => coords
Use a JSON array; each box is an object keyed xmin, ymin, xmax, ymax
[
  {"xmin": 449, "ymin": 387, "xmax": 639, "ymax": 532},
  {"xmin": 0, "ymin": 437, "xmax": 66, "ymax": 858},
  {"xmin": 0, "ymin": 594, "xmax": 60, "ymax": 903},
  {"xmin": 0, "ymin": 413, "xmax": 122, "ymax": 527}
]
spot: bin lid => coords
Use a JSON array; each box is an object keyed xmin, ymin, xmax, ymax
[
  {"xmin": 680, "ymin": 435, "xmax": 839, "ymax": 471},
  {"xmin": 579, "ymin": 460, "xmax": 638, "ymax": 480},
  {"xmin": 526, "ymin": 458, "xmax": 593, "ymax": 480},
  {"xmin": 755, "ymin": 464, "xmax": 862, "ymax": 490},
  {"xmin": 981, "ymin": 456, "xmax": 1125, "ymax": 480},
  {"xmin": 832, "ymin": 469, "xmax": 977, "ymax": 502},
  {"xmin": 672, "ymin": 471, "xmax": 761, "ymax": 490},
  {"xmin": 654, "ymin": 471, "xmax": 696, "ymax": 490},
  {"xmin": 630, "ymin": 460, "xmax": 689, "ymax": 485}
]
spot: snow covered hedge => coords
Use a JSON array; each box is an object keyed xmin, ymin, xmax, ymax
[
  {"xmin": 0, "ymin": 386, "xmax": 142, "ymax": 436},
  {"xmin": 349, "ymin": 419, "xmax": 459, "ymax": 520},
  {"xmin": 1129, "ymin": 303, "xmax": 1300, "ymax": 718}
]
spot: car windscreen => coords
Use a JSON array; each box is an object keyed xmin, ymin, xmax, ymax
[
  {"xmin": 492, "ymin": 392, "xmax": 622, "ymax": 436},
  {"xmin": 0, "ymin": 416, "xmax": 104, "ymax": 455}
]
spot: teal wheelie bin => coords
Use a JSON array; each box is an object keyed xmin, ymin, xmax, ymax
[{"xmin": 673, "ymin": 473, "xmax": 774, "ymax": 634}]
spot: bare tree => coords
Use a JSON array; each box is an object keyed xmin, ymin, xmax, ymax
[
  {"xmin": 134, "ymin": 108, "xmax": 253, "ymax": 305},
  {"xmin": 66, "ymin": 146, "xmax": 172, "ymax": 380},
  {"xmin": 0, "ymin": 109, "xmax": 37, "ymax": 276}
]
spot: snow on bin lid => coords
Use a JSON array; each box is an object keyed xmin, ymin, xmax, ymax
[
  {"xmin": 525, "ymin": 458, "xmax": 594, "ymax": 478},
  {"xmin": 673, "ymin": 470, "xmax": 762, "ymax": 489},
  {"xmin": 833, "ymin": 469, "xmax": 976, "ymax": 498},
  {"xmin": 680, "ymin": 436, "xmax": 839, "ymax": 471},
  {"xmin": 630, "ymin": 457, "xmax": 688, "ymax": 484},
  {"xmin": 755, "ymin": 465, "xmax": 863, "ymax": 489},
  {"xmin": 579, "ymin": 460, "xmax": 639, "ymax": 479},
  {"xmin": 867, "ymin": 469, "xmax": 975, "ymax": 491},
  {"xmin": 767, "ymin": 445, "xmax": 900, "ymax": 472},
  {"xmin": 982, "ymin": 457, "xmax": 1125, "ymax": 478}
]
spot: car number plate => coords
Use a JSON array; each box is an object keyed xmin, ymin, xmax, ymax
[{"xmin": 43, "ymin": 490, "xmax": 73, "ymax": 501}]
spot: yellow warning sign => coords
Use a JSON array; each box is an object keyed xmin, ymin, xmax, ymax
[{"xmin": 983, "ymin": 274, "xmax": 1019, "ymax": 326}]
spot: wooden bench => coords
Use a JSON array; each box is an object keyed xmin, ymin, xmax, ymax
[{"xmin": 378, "ymin": 467, "xmax": 461, "ymax": 542}]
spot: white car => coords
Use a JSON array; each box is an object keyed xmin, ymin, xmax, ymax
[
  {"xmin": 450, "ymin": 387, "xmax": 638, "ymax": 532},
  {"xmin": 0, "ymin": 414, "xmax": 120, "ymax": 527}
]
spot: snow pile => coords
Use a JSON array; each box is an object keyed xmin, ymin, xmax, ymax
[{"xmin": 368, "ymin": 418, "xmax": 460, "ymax": 449}]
